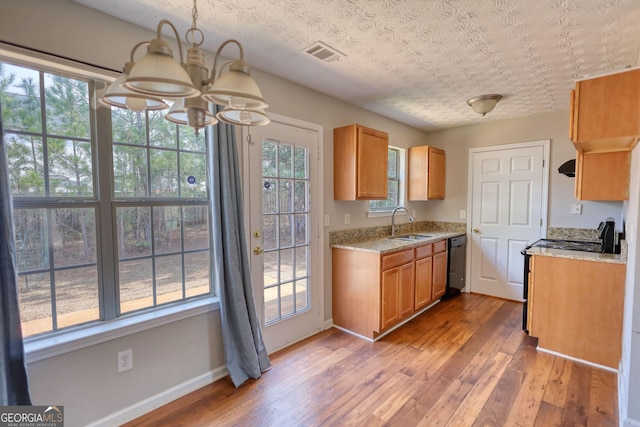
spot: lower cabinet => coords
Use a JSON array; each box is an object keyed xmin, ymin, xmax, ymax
[{"xmin": 332, "ymin": 239, "xmax": 448, "ymax": 340}]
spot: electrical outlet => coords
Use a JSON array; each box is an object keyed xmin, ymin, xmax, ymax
[
  {"xmin": 460, "ymin": 210, "xmax": 466, "ymax": 219},
  {"xmin": 571, "ymin": 204, "xmax": 582, "ymax": 215},
  {"xmin": 344, "ymin": 213, "xmax": 350, "ymax": 225},
  {"xmin": 117, "ymin": 349, "xmax": 133, "ymax": 373}
]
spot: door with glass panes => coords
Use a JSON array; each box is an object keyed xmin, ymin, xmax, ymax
[{"xmin": 247, "ymin": 120, "xmax": 322, "ymax": 353}]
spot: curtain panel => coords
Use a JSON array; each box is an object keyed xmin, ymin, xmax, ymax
[
  {"xmin": 209, "ymin": 108, "xmax": 270, "ymax": 388},
  {"xmin": 0, "ymin": 105, "xmax": 32, "ymax": 404}
]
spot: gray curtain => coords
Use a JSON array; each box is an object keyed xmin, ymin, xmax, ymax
[
  {"xmin": 209, "ymin": 107, "xmax": 271, "ymax": 388},
  {"xmin": 0, "ymin": 106, "xmax": 32, "ymax": 404}
]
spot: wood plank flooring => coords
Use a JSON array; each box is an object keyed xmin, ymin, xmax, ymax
[{"xmin": 123, "ymin": 293, "xmax": 618, "ymax": 427}]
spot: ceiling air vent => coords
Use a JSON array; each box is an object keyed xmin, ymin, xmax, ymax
[{"xmin": 303, "ymin": 42, "xmax": 346, "ymax": 63}]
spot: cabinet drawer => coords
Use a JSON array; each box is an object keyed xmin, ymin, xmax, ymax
[
  {"xmin": 415, "ymin": 244, "xmax": 433, "ymax": 259},
  {"xmin": 381, "ymin": 249, "xmax": 414, "ymax": 271},
  {"xmin": 433, "ymin": 240, "xmax": 446, "ymax": 253}
]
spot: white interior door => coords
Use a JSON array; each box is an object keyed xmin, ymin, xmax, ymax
[
  {"xmin": 469, "ymin": 141, "xmax": 549, "ymax": 301},
  {"xmin": 246, "ymin": 119, "xmax": 323, "ymax": 353}
]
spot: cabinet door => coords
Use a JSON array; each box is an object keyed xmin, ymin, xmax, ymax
[
  {"xmin": 381, "ymin": 267, "xmax": 401, "ymax": 330},
  {"xmin": 572, "ymin": 68, "xmax": 640, "ymax": 147},
  {"xmin": 432, "ymin": 251, "xmax": 447, "ymax": 300},
  {"xmin": 428, "ymin": 148, "xmax": 446, "ymax": 199},
  {"xmin": 575, "ymin": 150, "xmax": 630, "ymax": 201},
  {"xmin": 356, "ymin": 126, "xmax": 388, "ymax": 199},
  {"xmin": 398, "ymin": 262, "xmax": 415, "ymax": 319},
  {"xmin": 415, "ymin": 256, "xmax": 433, "ymax": 309}
]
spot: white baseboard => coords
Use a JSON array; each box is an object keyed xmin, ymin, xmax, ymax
[
  {"xmin": 324, "ymin": 318, "xmax": 333, "ymax": 330},
  {"xmin": 535, "ymin": 346, "xmax": 617, "ymax": 373},
  {"xmin": 85, "ymin": 365, "xmax": 229, "ymax": 427}
]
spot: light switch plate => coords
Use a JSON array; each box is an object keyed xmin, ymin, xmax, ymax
[{"xmin": 460, "ymin": 210, "xmax": 466, "ymax": 219}]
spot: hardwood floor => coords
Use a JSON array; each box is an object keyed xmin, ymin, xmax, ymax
[{"xmin": 123, "ymin": 293, "xmax": 618, "ymax": 427}]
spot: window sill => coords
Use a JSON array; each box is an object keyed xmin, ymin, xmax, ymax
[{"xmin": 24, "ymin": 297, "xmax": 220, "ymax": 364}]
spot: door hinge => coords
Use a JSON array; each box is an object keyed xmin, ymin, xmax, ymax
[
  {"xmin": 542, "ymin": 159, "xmax": 545, "ymax": 168},
  {"xmin": 540, "ymin": 218, "xmax": 543, "ymax": 226}
]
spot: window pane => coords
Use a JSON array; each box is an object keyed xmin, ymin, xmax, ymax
[
  {"xmin": 294, "ymin": 181, "xmax": 307, "ymax": 212},
  {"xmin": 183, "ymin": 206, "xmax": 209, "ymax": 251},
  {"xmin": 279, "ymin": 215, "xmax": 293, "ymax": 247},
  {"xmin": 280, "ymin": 282, "xmax": 294, "ymax": 317},
  {"xmin": 5, "ymin": 133, "xmax": 44, "ymax": 196},
  {"xmin": 113, "ymin": 145, "xmax": 148, "ymax": 197},
  {"xmin": 185, "ymin": 251, "xmax": 210, "ymax": 297},
  {"xmin": 149, "ymin": 110, "xmax": 177, "ymax": 148},
  {"xmin": 264, "ymin": 286, "xmax": 278, "ymax": 324},
  {"xmin": 263, "ymin": 215, "xmax": 277, "ymax": 251},
  {"xmin": 264, "ymin": 251, "xmax": 278, "ymax": 286},
  {"xmin": 14, "ymin": 209, "xmax": 49, "ymax": 272},
  {"xmin": 119, "ymin": 258, "xmax": 153, "ymax": 314},
  {"xmin": 294, "ymin": 214, "xmax": 307, "ymax": 246},
  {"xmin": 280, "ymin": 248, "xmax": 293, "ymax": 282},
  {"xmin": 18, "ymin": 273, "xmax": 52, "ymax": 337},
  {"xmin": 53, "ymin": 208, "xmax": 96, "ymax": 267},
  {"xmin": 150, "ymin": 148, "xmax": 178, "ymax": 197},
  {"xmin": 180, "ymin": 152, "xmax": 207, "ymax": 198},
  {"xmin": 55, "ymin": 266, "xmax": 99, "ymax": 329},
  {"xmin": 295, "ymin": 246, "xmax": 308, "ymax": 278},
  {"xmin": 44, "ymin": 73, "xmax": 90, "ymax": 139},
  {"xmin": 279, "ymin": 180, "xmax": 293, "ymax": 212},
  {"xmin": 294, "ymin": 147, "xmax": 307, "ymax": 179},
  {"xmin": 178, "ymin": 126, "xmax": 205, "ymax": 152},
  {"xmin": 263, "ymin": 179, "xmax": 277, "ymax": 214},
  {"xmin": 388, "ymin": 149, "xmax": 398, "ymax": 178},
  {"xmin": 0, "ymin": 63, "xmax": 42, "ymax": 132},
  {"xmin": 116, "ymin": 207, "xmax": 152, "ymax": 258},
  {"xmin": 262, "ymin": 141, "xmax": 277, "ymax": 176},
  {"xmin": 49, "ymin": 138, "xmax": 93, "ymax": 197},
  {"xmin": 111, "ymin": 109, "xmax": 146, "ymax": 145},
  {"xmin": 279, "ymin": 144, "xmax": 293, "ymax": 178},
  {"xmin": 296, "ymin": 279, "xmax": 308, "ymax": 312},
  {"xmin": 156, "ymin": 254, "xmax": 183, "ymax": 304},
  {"xmin": 153, "ymin": 206, "xmax": 181, "ymax": 255}
]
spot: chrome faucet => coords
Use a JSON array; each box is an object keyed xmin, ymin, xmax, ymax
[{"xmin": 391, "ymin": 206, "xmax": 415, "ymax": 236}]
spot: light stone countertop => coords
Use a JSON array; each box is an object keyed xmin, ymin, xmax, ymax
[
  {"xmin": 331, "ymin": 231, "xmax": 465, "ymax": 254},
  {"xmin": 524, "ymin": 241, "xmax": 627, "ymax": 265}
]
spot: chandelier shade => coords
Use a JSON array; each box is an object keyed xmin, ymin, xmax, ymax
[
  {"xmin": 217, "ymin": 107, "xmax": 270, "ymax": 126},
  {"xmin": 100, "ymin": 72, "xmax": 169, "ymax": 112},
  {"xmin": 202, "ymin": 60, "xmax": 268, "ymax": 109}
]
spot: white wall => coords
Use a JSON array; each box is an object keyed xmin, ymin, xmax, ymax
[{"xmin": 0, "ymin": 0, "xmax": 629, "ymax": 426}]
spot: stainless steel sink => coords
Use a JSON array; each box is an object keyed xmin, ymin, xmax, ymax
[{"xmin": 390, "ymin": 234, "xmax": 434, "ymax": 241}]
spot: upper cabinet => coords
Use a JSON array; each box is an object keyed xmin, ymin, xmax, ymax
[
  {"xmin": 570, "ymin": 67, "xmax": 640, "ymax": 152},
  {"xmin": 408, "ymin": 145, "xmax": 446, "ymax": 200},
  {"xmin": 334, "ymin": 124, "xmax": 388, "ymax": 200},
  {"xmin": 575, "ymin": 150, "xmax": 630, "ymax": 201}
]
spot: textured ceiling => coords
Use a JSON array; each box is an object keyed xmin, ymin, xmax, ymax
[{"xmin": 74, "ymin": 0, "xmax": 640, "ymax": 131}]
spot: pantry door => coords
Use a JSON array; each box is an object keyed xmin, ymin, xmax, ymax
[
  {"xmin": 246, "ymin": 117, "xmax": 323, "ymax": 353},
  {"xmin": 468, "ymin": 141, "xmax": 549, "ymax": 301}
]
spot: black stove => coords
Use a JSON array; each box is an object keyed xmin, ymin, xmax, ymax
[{"xmin": 526, "ymin": 238, "xmax": 602, "ymax": 253}]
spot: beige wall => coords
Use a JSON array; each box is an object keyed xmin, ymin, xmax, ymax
[{"xmin": 0, "ymin": 0, "xmax": 629, "ymax": 426}]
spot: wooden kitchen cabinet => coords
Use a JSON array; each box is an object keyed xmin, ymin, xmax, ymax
[
  {"xmin": 570, "ymin": 67, "xmax": 640, "ymax": 152},
  {"xmin": 528, "ymin": 255, "xmax": 625, "ymax": 369},
  {"xmin": 334, "ymin": 124, "xmax": 389, "ymax": 200},
  {"xmin": 408, "ymin": 145, "xmax": 446, "ymax": 200},
  {"xmin": 333, "ymin": 239, "xmax": 447, "ymax": 340},
  {"xmin": 432, "ymin": 241, "xmax": 448, "ymax": 300},
  {"xmin": 574, "ymin": 150, "xmax": 630, "ymax": 201}
]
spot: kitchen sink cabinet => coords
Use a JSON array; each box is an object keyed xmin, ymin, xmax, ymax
[
  {"xmin": 527, "ymin": 255, "xmax": 625, "ymax": 369},
  {"xmin": 574, "ymin": 150, "xmax": 630, "ymax": 201},
  {"xmin": 334, "ymin": 124, "xmax": 389, "ymax": 200},
  {"xmin": 333, "ymin": 239, "xmax": 447, "ymax": 340},
  {"xmin": 570, "ymin": 67, "xmax": 640, "ymax": 152},
  {"xmin": 408, "ymin": 145, "xmax": 446, "ymax": 200}
]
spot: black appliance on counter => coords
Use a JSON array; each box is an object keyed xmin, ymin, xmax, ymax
[
  {"xmin": 520, "ymin": 237, "xmax": 604, "ymax": 331},
  {"xmin": 598, "ymin": 218, "xmax": 620, "ymax": 254}
]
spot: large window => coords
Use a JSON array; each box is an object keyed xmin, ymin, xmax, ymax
[
  {"xmin": 1, "ymin": 58, "xmax": 213, "ymax": 339},
  {"xmin": 369, "ymin": 146, "xmax": 404, "ymax": 211}
]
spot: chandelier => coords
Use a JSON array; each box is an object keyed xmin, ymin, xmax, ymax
[{"xmin": 100, "ymin": 0, "xmax": 270, "ymax": 135}]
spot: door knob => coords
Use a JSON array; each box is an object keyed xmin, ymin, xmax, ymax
[
  {"xmin": 473, "ymin": 228, "xmax": 480, "ymax": 233},
  {"xmin": 253, "ymin": 246, "xmax": 264, "ymax": 255}
]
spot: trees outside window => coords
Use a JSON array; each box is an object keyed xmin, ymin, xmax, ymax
[{"xmin": 1, "ymin": 60, "xmax": 213, "ymax": 338}]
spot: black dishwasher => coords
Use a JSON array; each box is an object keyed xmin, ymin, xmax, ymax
[{"xmin": 443, "ymin": 235, "xmax": 466, "ymax": 299}]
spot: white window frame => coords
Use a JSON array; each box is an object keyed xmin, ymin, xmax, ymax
[
  {"xmin": 0, "ymin": 43, "xmax": 219, "ymax": 362},
  {"xmin": 367, "ymin": 145, "xmax": 406, "ymax": 218}
]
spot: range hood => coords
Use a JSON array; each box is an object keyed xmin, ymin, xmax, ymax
[{"xmin": 558, "ymin": 159, "xmax": 576, "ymax": 177}]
